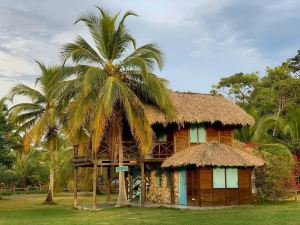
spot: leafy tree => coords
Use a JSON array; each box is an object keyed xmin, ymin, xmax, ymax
[
  {"xmin": 251, "ymin": 64, "xmax": 300, "ymax": 117},
  {"xmin": 61, "ymin": 7, "xmax": 174, "ymax": 208},
  {"xmin": 0, "ymin": 99, "xmax": 18, "ymax": 168},
  {"xmin": 288, "ymin": 50, "xmax": 300, "ymax": 76},
  {"xmin": 9, "ymin": 62, "xmax": 67, "ymax": 203},
  {"xmin": 211, "ymin": 72, "xmax": 259, "ymax": 104}
]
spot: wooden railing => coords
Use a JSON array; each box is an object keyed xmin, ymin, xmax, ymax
[
  {"xmin": 73, "ymin": 141, "xmax": 174, "ymax": 161},
  {"xmin": 152, "ymin": 142, "xmax": 174, "ymax": 159}
]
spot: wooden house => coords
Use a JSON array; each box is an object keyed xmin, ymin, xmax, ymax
[{"xmin": 73, "ymin": 92, "xmax": 265, "ymax": 207}]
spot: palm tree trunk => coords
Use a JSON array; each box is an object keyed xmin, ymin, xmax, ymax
[
  {"xmin": 110, "ymin": 110, "xmax": 128, "ymax": 207},
  {"xmin": 45, "ymin": 149, "xmax": 55, "ymax": 203}
]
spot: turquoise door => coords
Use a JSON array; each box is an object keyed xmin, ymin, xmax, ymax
[{"xmin": 178, "ymin": 167, "xmax": 187, "ymax": 205}]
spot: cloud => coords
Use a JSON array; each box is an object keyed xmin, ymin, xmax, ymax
[{"xmin": 0, "ymin": 0, "xmax": 300, "ymax": 97}]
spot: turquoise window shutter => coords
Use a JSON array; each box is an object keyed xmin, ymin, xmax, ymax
[
  {"xmin": 156, "ymin": 168, "xmax": 162, "ymax": 187},
  {"xmin": 198, "ymin": 125, "xmax": 206, "ymax": 143},
  {"xmin": 190, "ymin": 124, "xmax": 198, "ymax": 143},
  {"xmin": 213, "ymin": 168, "xmax": 225, "ymax": 188},
  {"xmin": 226, "ymin": 168, "xmax": 238, "ymax": 188}
]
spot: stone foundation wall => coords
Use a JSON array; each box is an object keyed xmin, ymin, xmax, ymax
[{"xmin": 147, "ymin": 168, "xmax": 179, "ymax": 205}]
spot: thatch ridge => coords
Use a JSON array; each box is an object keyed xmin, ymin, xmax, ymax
[
  {"xmin": 162, "ymin": 142, "xmax": 265, "ymax": 168},
  {"xmin": 146, "ymin": 92, "xmax": 255, "ymax": 126}
]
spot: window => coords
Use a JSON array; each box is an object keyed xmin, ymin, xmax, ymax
[
  {"xmin": 213, "ymin": 168, "xmax": 239, "ymax": 189},
  {"xmin": 156, "ymin": 130, "xmax": 167, "ymax": 142},
  {"xmin": 213, "ymin": 168, "xmax": 225, "ymax": 188},
  {"xmin": 190, "ymin": 124, "xmax": 206, "ymax": 143},
  {"xmin": 156, "ymin": 168, "xmax": 162, "ymax": 187},
  {"xmin": 226, "ymin": 168, "xmax": 238, "ymax": 188}
]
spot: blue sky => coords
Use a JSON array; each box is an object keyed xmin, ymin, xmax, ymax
[{"xmin": 0, "ymin": 0, "xmax": 300, "ymax": 98}]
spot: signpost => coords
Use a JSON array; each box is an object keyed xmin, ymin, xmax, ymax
[{"xmin": 116, "ymin": 166, "xmax": 129, "ymax": 172}]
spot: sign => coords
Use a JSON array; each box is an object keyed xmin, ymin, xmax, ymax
[{"xmin": 116, "ymin": 166, "xmax": 129, "ymax": 172}]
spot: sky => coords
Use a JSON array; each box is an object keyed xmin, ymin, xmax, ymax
[{"xmin": 1, "ymin": 0, "xmax": 300, "ymax": 99}]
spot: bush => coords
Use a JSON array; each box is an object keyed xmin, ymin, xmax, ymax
[
  {"xmin": 0, "ymin": 169, "xmax": 18, "ymax": 186},
  {"xmin": 255, "ymin": 152, "xmax": 294, "ymax": 201}
]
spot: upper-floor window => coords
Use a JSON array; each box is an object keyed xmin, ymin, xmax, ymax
[
  {"xmin": 190, "ymin": 124, "xmax": 206, "ymax": 144},
  {"xmin": 156, "ymin": 129, "xmax": 167, "ymax": 142}
]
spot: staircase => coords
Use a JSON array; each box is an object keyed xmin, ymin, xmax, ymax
[{"xmin": 128, "ymin": 166, "xmax": 141, "ymax": 202}]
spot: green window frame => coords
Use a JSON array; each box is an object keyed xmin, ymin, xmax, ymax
[
  {"xmin": 190, "ymin": 124, "xmax": 206, "ymax": 143},
  {"xmin": 156, "ymin": 168, "xmax": 162, "ymax": 187},
  {"xmin": 213, "ymin": 168, "xmax": 239, "ymax": 189}
]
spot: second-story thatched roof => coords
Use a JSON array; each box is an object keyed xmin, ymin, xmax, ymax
[
  {"xmin": 162, "ymin": 142, "xmax": 265, "ymax": 168},
  {"xmin": 146, "ymin": 92, "xmax": 255, "ymax": 126}
]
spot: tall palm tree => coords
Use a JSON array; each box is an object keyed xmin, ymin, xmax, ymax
[
  {"xmin": 61, "ymin": 7, "xmax": 174, "ymax": 207},
  {"xmin": 9, "ymin": 62, "xmax": 66, "ymax": 203}
]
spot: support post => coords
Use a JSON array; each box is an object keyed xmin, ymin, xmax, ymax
[
  {"xmin": 73, "ymin": 167, "xmax": 78, "ymax": 207},
  {"xmin": 129, "ymin": 173, "xmax": 133, "ymax": 201},
  {"xmin": 106, "ymin": 166, "xmax": 111, "ymax": 203},
  {"xmin": 141, "ymin": 161, "xmax": 146, "ymax": 207},
  {"xmin": 92, "ymin": 161, "xmax": 97, "ymax": 210}
]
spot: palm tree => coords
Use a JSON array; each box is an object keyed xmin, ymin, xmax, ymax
[
  {"xmin": 61, "ymin": 7, "xmax": 174, "ymax": 207},
  {"xmin": 9, "ymin": 62, "xmax": 66, "ymax": 203}
]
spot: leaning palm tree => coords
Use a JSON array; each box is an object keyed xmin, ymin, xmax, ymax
[
  {"xmin": 9, "ymin": 62, "xmax": 66, "ymax": 203},
  {"xmin": 61, "ymin": 7, "xmax": 174, "ymax": 207}
]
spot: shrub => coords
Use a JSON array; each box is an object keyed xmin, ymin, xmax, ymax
[{"xmin": 255, "ymin": 152, "xmax": 294, "ymax": 201}]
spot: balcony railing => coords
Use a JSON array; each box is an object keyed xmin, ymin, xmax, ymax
[{"xmin": 73, "ymin": 141, "xmax": 174, "ymax": 162}]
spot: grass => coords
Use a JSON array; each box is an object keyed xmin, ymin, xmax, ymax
[{"xmin": 0, "ymin": 193, "xmax": 300, "ymax": 225}]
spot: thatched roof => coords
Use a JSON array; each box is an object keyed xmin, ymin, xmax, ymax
[
  {"xmin": 162, "ymin": 142, "xmax": 265, "ymax": 168},
  {"xmin": 146, "ymin": 92, "xmax": 254, "ymax": 126}
]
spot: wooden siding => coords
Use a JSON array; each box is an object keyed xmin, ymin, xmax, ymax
[
  {"xmin": 174, "ymin": 127, "xmax": 189, "ymax": 152},
  {"xmin": 206, "ymin": 126, "xmax": 233, "ymax": 146},
  {"xmin": 238, "ymin": 168, "xmax": 252, "ymax": 204},
  {"xmin": 185, "ymin": 167, "xmax": 253, "ymax": 207}
]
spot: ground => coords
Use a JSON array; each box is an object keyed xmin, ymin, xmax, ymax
[{"xmin": 0, "ymin": 193, "xmax": 300, "ymax": 225}]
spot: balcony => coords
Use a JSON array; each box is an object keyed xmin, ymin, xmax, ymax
[{"xmin": 73, "ymin": 141, "xmax": 174, "ymax": 163}]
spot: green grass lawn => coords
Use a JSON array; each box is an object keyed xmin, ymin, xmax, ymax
[{"xmin": 0, "ymin": 193, "xmax": 300, "ymax": 225}]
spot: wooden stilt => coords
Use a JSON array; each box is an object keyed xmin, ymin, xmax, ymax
[
  {"xmin": 107, "ymin": 166, "xmax": 111, "ymax": 203},
  {"xmin": 141, "ymin": 161, "xmax": 146, "ymax": 207},
  {"xmin": 73, "ymin": 167, "xmax": 78, "ymax": 207},
  {"xmin": 92, "ymin": 161, "xmax": 97, "ymax": 210},
  {"xmin": 129, "ymin": 173, "xmax": 133, "ymax": 201}
]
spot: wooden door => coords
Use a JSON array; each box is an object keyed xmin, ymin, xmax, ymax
[
  {"xmin": 200, "ymin": 168, "xmax": 212, "ymax": 206},
  {"xmin": 178, "ymin": 167, "xmax": 187, "ymax": 206},
  {"xmin": 238, "ymin": 168, "xmax": 252, "ymax": 204},
  {"xmin": 187, "ymin": 168, "xmax": 200, "ymax": 206}
]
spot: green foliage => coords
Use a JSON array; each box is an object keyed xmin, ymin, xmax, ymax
[
  {"xmin": 211, "ymin": 72, "xmax": 259, "ymax": 104},
  {"xmin": 0, "ymin": 100, "xmax": 18, "ymax": 168},
  {"xmin": 0, "ymin": 169, "xmax": 18, "ymax": 186},
  {"xmin": 255, "ymin": 152, "xmax": 294, "ymax": 201}
]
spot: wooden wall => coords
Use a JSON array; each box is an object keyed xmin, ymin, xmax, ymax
[
  {"xmin": 206, "ymin": 126, "xmax": 233, "ymax": 146},
  {"xmin": 173, "ymin": 124, "xmax": 234, "ymax": 153},
  {"xmin": 186, "ymin": 167, "xmax": 253, "ymax": 207},
  {"xmin": 174, "ymin": 127, "xmax": 189, "ymax": 152}
]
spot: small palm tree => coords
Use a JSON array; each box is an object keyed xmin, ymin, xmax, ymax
[
  {"xmin": 9, "ymin": 62, "xmax": 66, "ymax": 203},
  {"xmin": 61, "ymin": 7, "xmax": 174, "ymax": 207}
]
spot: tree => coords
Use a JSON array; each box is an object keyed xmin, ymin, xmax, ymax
[
  {"xmin": 251, "ymin": 64, "xmax": 300, "ymax": 117},
  {"xmin": 211, "ymin": 72, "xmax": 259, "ymax": 105},
  {"xmin": 9, "ymin": 62, "xmax": 66, "ymax": 203},
  {"xmin": 0, "ymin": 99, "xmax": 18, "ymax": 168},
  {"xmin": 288, "ymin": 50, "xmax": 300, "ymax": 76},
  {"xmin": 61, "ymin": 7, "xmax": 174, "ymax": 208}
]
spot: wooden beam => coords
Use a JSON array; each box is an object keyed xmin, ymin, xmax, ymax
[
  {"xmin": 140, "ymin": 161, "xmax": 146, "ymax": 207},
  {"xmin": 92, "ymin": 160, "xmax": 97, "ymax": 210},
  {"xmin": 73, "ymin": 167, "xmax": 78, "ymax": 207},
  {"xmin": 106, "ymin": 166, "xmax": 111, "ymax": 203}
]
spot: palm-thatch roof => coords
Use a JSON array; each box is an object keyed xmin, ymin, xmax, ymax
[
  {"xmin": 162, "ymin": 142, "xmax": 265, "ymax": 168},
  {"xmin": 146, "ymin": 92, "xmax": 255, "ymax": 126}
]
